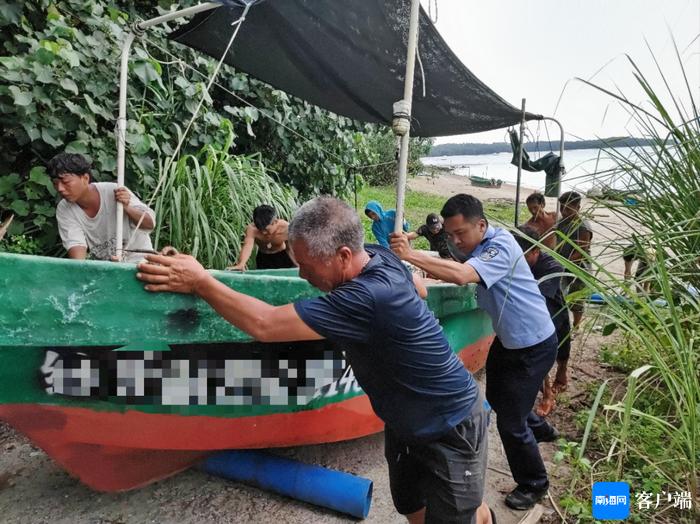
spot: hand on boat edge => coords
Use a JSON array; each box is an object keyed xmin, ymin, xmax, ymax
[{"xmin": 136, "ymin": 251, "xmax": 210, "ymax": 295}]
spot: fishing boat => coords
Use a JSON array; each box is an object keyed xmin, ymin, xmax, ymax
[
  {"xmin": 470, "ymin": 175, "xmax": 504, "ymax": 188},
  {"xmin": 0, "ymin": 0, "xmax": 550, "ymax": 492},
  {"xmin": 0, "ymin": 253, "xmax": 493, "ymax": 491}
]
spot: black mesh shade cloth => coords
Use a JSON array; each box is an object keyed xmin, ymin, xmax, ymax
[{"xmin": 169, "ymin": 0, "xmax": 541, "ymax": 137}]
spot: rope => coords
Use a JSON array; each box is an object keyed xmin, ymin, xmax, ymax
[
  {"xmin": 124, "ymin": 4, "xmax": 251, "ymax": 253},
  {"xmin": 427, "ymin": 0, "xmax": 438, "ymax": 23},
  {"xmin": 415, "ymin": 47, "xmax": 427, "ymax": 98}
]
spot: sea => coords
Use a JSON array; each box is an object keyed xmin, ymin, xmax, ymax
[{"xmin": 421, "ymin": 147, "xmax": 639, "ymax": 193}]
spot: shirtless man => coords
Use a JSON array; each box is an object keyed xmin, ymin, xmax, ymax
[
  {"xmin": 524, "ymin": 192, "xmax": 557, "ymax": 249},
  {"xmin": 228, "ymin": 204, "xmax": 295, "ymax": 270}
]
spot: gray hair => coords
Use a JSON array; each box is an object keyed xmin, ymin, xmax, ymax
[{"xmin": 289, "ymin": 196, "xmax": 364, "ymax": 258}]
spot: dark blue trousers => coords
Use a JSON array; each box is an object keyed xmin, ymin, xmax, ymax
[{"xmin": 485, "ymin": 333, "xmax": 558, "ymax": 491}]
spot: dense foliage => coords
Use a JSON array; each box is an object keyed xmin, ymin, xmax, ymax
[{"xmin": 0, "ymin": 1, "xmax": 427, "ymax": 256}]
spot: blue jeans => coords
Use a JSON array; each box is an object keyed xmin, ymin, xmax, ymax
[{"xmin": 486, "ymin": 333, "xmax": 557, "ymax": 490}]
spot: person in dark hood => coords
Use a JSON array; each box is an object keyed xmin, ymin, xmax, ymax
[{"xmin": 364, "ymin": 200, "xmax": 408, "ymax": 248}]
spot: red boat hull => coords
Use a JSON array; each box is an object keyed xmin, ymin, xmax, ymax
[{"xmin": 0, "ymin": 337, "xmax": 493, "ymax": 492}]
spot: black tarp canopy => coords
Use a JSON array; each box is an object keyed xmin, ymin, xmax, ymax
[{"xmin": 169, "ymin": 0, "xmax": 542, "ymax": 137}]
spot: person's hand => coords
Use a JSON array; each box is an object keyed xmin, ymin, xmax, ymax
[
  {"xmin": 390, "ymin": 232, "xmax": 413, "ymax": 260},
  {"xmin": 226, "ymin": 263, "xmax": 246, "ymax": 272},
  {"xmin": 114, "ymin": 187, "xmax": 131, "ymax": 208},
  {"xmin": 136, "ymin": 251, "xmax": 211, "ymax": 295}
]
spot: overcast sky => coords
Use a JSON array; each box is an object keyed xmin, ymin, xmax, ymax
[{"xmin": 423, "ymin": 0, "xmax": 700, "ymax": 144}]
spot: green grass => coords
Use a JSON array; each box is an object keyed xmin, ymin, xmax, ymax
[
  {"xmin": 354, "ymin": 185, "xmax": 526, "ymax": 248},
  {"xmin": 546, "ymin": 44, "xmax": 700, "ymax": 521}
]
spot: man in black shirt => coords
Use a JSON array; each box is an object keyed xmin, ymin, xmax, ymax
[
  {"xmin": 515, "ymin": 226, "xmax": 572, "ymax": 417},
  {"xmin": 407, "ymin": 213, "xmax": 451, "ymax": 258}
]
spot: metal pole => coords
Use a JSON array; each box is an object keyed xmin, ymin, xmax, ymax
[
  {"xmin": 514, "ymin": 98, "xmax": 526, "ymax": 227},
  {"xmin": 541, "ymin": 116, "xmax": 565, "ymax": 217},
  {"xmin": 394, "ymin": 0, "xmax": 421, "ymax": 233},
  {"xmin": 115, "ymin": 32, "xmax": 135, "ymax": 261},
  {"xmin": 136, "ymin": 2, "xmax": 221, "ymax": 31},
  {"xmin": 114, "ymin": 2, "xmax": 221, "ymax": 260}
]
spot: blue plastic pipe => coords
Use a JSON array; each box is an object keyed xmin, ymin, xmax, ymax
[{"xmin": 201, "ymin": 450, "xmax": 373, "ymax": 519}]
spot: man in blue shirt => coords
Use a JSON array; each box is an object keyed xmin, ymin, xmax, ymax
[
  {"xmin": 137, "ymin": 197, "xmax": 495, "ymax": 524},
  {"xmin": 391, "ymin": 193, "xmax": 559, "ymax": 511}
]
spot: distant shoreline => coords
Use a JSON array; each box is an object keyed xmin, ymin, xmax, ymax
[{"xmin": 429, "ymin": 137, "xmax": 653, "ymax": 157}]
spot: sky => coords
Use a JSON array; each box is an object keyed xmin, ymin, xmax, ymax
[{"xmin": 423, "ymin": 0, "xmax": 700, "ymax": 144}]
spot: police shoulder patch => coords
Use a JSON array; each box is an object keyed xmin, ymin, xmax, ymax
[{"xmin": 479, "ymin": 247, "xmax": 499, "ymax": 261}]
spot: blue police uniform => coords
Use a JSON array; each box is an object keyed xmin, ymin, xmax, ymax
[{"xmin": 459, "ymin": 226, "xmax": 558, "ymax": 493}]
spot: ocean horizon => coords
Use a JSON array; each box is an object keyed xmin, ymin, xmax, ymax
[{"xmin": 421, "ymin": 147, "xmax": 639, "ymax": 194}]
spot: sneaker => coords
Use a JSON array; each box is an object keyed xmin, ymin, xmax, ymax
[{"xmin": 505, "ymin": 485, "xmax": 549, "ymax": 510}]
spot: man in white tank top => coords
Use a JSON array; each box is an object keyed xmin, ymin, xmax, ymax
[{"xmin": 49, "ymin": 153, "xmax": 155, "ymax": 263}]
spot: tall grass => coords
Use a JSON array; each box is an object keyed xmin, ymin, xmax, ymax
[
  {"xmin": 548, "ymin": 46, "xmax": 700, "ymax": 521},
  {"xmin": 151, "ymin": 126, "xmax": 297, "ymax": 269}
]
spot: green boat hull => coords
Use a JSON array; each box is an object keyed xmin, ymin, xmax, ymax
[{"xmin": 0, "ymin": 253, "xmax": 494, "ymax": 491}]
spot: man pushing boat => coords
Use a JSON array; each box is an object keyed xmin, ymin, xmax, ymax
[
  {"xmin": 137, "ymin": 196, "xmax": 495, "ymax": 524},
  {"xmin": 227, "ymin": 204, "xmax": 296, "ymax": 271},
  {"xmin": 391, "ymin": 194, "xmax": 559, "ymax": 511}
]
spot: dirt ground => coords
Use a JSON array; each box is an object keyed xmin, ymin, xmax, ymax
[
  {"xmin": 0, "ymin": 173, "xmax": 628, "ymax": 523},
  {"xmin": 0, "ymin": 370, "xmax": 567, "ymax": 524}
]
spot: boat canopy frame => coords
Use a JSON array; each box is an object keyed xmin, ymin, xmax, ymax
[{"xmin": 114, "ymin": 1, "xmax": 564, "ymax": 258}]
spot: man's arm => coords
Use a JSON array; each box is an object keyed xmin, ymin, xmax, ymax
[
  {"xmin": 569, "ymin": 228, "xmax": 592, "ymax": 263},
  {"xmin": 115, "ymin": 187, "xmax": 155, "ymax": 230},
  {"xmin": 228, "ymin": 225, "xmax": 256, "ymax": 271},
  {"xmin": 56, "ymin": 205, "xmax": 88, "ymax": 260},
  {"xmin": 412, "ymin": 272, "xmax": 428, "ymax": 298},
  {"xmin": 406, "ymin": 231, "xmax": 420, "ymax": 241},
  {"xmin": 137, "ymin": 253, "xmax": 323, "ymax": 342},
  {"xmin": 391, "ymin": 233, "xmax": 480, "ymax": 285},
  {"xmin": 67, "ymin": 246, "xmax": 88, "ymax": 259}
]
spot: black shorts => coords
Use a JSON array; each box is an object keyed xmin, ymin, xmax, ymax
[
  {"xmin": 384, "ymin": 397, "xmax": 490, "ymax": 523},
  {"xmin": 255, "ymin": 249, "xmax": 295, "ymax": 270}
]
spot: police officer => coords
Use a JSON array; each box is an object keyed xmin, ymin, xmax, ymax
[{"xmin": 391, "ymin": 193, "xmax": 559, "ymax": 511}]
